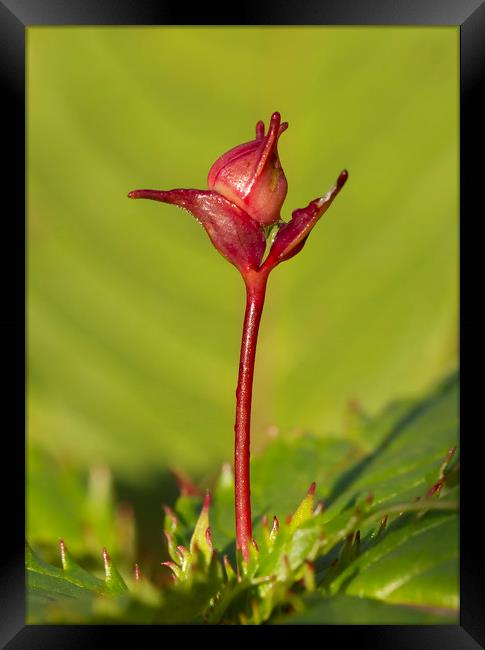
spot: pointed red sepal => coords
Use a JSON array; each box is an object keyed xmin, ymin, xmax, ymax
[
  {"xmin": 263, "ymin": 169, "xmax": 348, "ymax": 269},
  {"xmin": 128, "ymin": 188, "xmax": 265, "ymax": 275}
]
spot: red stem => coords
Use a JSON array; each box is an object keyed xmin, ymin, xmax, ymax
[{"xmin": 234, "ymin": 267, "xmax": 270, "ymax": 560}]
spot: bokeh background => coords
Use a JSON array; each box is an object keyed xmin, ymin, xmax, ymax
[{"xmin": 27, "ymin": 27, "xmax": 458, "ymax": 562}]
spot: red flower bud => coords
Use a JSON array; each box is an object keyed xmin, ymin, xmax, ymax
[
  {"xmin": 207, "ymin": 112, "xmax": 288, "ymax": 226},
  {"xmin": 128, "ymin": 112, "xmax": 347, "ymax": 282}
]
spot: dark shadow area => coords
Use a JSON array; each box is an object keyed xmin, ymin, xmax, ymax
[{"xmin": 115, "ymin": 471, "xmax": 179, "ymax": 583}]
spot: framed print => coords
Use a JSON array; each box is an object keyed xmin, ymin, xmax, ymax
[{"xmin": 1, "ymin": 0, "xmax": 483, "ymax": 645}]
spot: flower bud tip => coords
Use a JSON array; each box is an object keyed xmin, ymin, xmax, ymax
[{"xmin": 308, "ymin": 481, "xmax": 316, "ymax": 496}]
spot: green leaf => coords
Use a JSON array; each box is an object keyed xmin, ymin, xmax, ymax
[
  {"xmin": 28, "ymin": 371, "xmax": 459, "ymax": 624},
  {"xmin": 210, "ymin": 372, "xmax": 459, "ymax": 623},
  {"xmin": 327, "ymin": 510, "xmax": 458, "ymax": 609},
  {"xmin": 26, "ymin": 540, "xmax": 128, "ymax": 622},
  {"xmin": 27, "ymin": 542, "xmax": 106, "ymax": 596}
]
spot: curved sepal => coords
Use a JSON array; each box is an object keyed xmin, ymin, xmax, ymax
[
  {"xmin": 128, "ymin": 188, "xmax": 266, "ymax": 275},
  {"xmin": 263, "ymin": 170, "xmax": 348, "ymax": 269}
]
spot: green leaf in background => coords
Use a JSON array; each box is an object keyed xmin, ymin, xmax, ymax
[
  {"xmin": 28, "ymin": 27, "xmax": 458, "ymax": 490},
  {"xmin": 210, "ymin": 371, "xmax": 459, "ymax": 623}
]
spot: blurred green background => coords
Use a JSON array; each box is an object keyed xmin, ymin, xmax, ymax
[{"xmin": 27, "ymin": 27, "xmax": 458, "ymax": 556}]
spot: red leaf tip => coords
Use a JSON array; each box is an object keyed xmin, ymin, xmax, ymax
[
  {"xmin": 313, "ymin": 500, "xmax": 325, "ymax": 516},
  {"xmin": 337, "ymin": 169, "xmax": 349, "ymax": 190},
  {"xmin": 308, "ymin": 481, "xmax": 316, "ymax": 496},
  {"xmin": 203, "ymin": 489, "xmax": 211, "ymax": 512},
  {"xmin": 59, "ymin": 539, "xmax": 66, "ymax": 564},
  {"xmin": 271, "ymin": 516, "xmax": 280, "ymax": 535}
]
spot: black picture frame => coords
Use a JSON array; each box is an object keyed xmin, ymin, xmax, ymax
[{"xmin": 1, "ymin": 0, "xmax": 482, "ymax": 646}]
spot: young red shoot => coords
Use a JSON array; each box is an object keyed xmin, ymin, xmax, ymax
[{"xmin": 129, "ymin": 111, "xmax": 347, "ymax": 565}]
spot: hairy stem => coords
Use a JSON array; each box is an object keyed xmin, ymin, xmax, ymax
[{"xmin": 234, "ymin": 268, "xmax": 270, "ymax": 561}]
